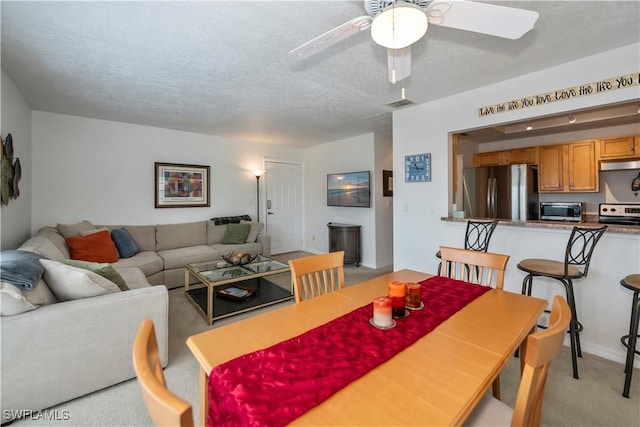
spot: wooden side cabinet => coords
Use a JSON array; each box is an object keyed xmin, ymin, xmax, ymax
[
  {"xmin": 328, "ymin": 223, "xmax": 361, "ymax": 266},
  {"xmin": 598, "ymin": 136, "xmax": 638, "ymax": 159}
]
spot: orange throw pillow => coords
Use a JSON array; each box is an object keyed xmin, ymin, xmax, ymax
[{"xmin": 65, "ymin": 230, "xmax": 119, "ymax": 263}]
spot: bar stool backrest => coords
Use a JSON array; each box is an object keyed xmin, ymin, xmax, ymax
[
  {"xmin": 564, "ymin": 226, "xmax": 608, "ymax": 278},
  {"xmin": 464, "ymin": 220, "xmax": 499, "ymax": 252}
]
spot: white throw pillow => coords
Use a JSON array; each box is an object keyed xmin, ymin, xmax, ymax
[
  {"xmin": 240, "ymin": 221, "xmax": 265, "ymax": 243},
  {"xmin": 0, "ymin": 279, "xmax": 57, "ymax": 316},
  {"xmin": 40, "ymin": 259, "xmax": 120, "ymax": 302}
]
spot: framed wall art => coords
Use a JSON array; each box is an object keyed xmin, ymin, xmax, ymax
[
  {"xmin": 155, "ymin": 162, "xmax": 210, "ymax": 208},
  {"xmin": 382, "ymin": 170, "xmax": 393, "ymax": 197}
]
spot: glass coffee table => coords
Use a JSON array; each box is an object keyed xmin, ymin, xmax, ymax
[{"xmin": 184, "ymin": 255, "xmax": 293, "ymax": 325}]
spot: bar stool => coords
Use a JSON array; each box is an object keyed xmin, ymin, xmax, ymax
[
  {"xmin": 517, "ymin": 225, "xmax": 607, "ymax": 379},
  {"xmin": 621, "ymin": 274, "xmax": 640, "ymax": 398},
  {"xmin": 436, "ymin": 219, "xmax": 498, "ymax": 275}
]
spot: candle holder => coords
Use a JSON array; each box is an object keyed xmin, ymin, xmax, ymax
[
  {"xmin": 405, "ymin": 282, "xmax": 424, "ymax": 310},
  {"xmin": 370, "ymin": 296, "xmax": 395, "ymax": 329},
  {"xmin": 388, "ymin": 280, "xmax": 409, "ymax": 319}
]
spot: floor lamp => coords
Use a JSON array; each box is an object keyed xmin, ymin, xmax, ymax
[{"xmin": 254, "ymin": 169, "xmax": 265, "ymax": 222}]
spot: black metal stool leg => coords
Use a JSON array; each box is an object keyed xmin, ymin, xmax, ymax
[
  {"xmin": 516, "ymin": 274, "xmax": 535, "ymax": 359},
  {"xmin": 565, "ymin": 280, "xmax": 583, "ymax": 357},
  {"xmin": 622, "ymin": 291, "xmax": 640, "ymax": 398},
  {"xmin": 562, "ymin": 279, "xmax": 581, "ymax": 379}
]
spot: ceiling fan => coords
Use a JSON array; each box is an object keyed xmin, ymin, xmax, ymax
[{"xmin": 289, "ymin": 0, "xmax": 539, "ymax": 83}]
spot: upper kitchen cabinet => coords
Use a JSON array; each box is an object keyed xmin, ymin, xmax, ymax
[
  {"xmin": 538, "ymin": 140, "xmax": 598, "ymax": 193},
  {"xmin": 538, "ymin": 144, "xmax": 564, "ymax": 192},
  {"xmin": 508, "ymin": 147, "xmax": 537, "ymax": 164},
  {"xmin": 598, "ymin": 135, "xmax": 639, "ymax": 160},
  {"xmin": 472, "ymin": 147, "xmax": 536, "ymax": 167},
  {"xmin": 473, "ymin": 150, "xmax": 510, "ymax": 167}
]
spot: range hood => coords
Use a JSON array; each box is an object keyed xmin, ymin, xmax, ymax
[{"xmin": 600, "ymin": 159, "xmax": 640, "ymax": 171}]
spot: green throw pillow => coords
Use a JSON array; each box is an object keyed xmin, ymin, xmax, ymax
[
  {"xmin": 221, "ymin": 223, "xmax": 252, "ymax": 244},
  {"xmin": 61, "ymin": 259, "xmax": 129, "ymax": 291}
]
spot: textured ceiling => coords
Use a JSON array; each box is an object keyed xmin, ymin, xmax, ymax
[{"xmin": 1, "ymin": 1, "xmax": 639, "ymax": 147}]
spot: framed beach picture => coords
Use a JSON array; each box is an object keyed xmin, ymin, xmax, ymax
[{"xmin": 155, "ymin": 162, "xmax": 210, "ymax": 208}]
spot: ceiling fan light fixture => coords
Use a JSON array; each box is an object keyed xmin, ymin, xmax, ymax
[{"xmin": 371, "ymin": 3, "xmax": 428, "ymax": 49}]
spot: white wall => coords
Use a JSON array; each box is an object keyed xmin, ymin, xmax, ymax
[
  {"xmin": 374, "ymin": 128, "xmax": 393, "ymax": 268},
  {"xmin": 30, "ymin": 112, "xmax": 304, "ymax": 231},
  {"xmin": 303, "ymin": 133, "xmax": 381, "ymax": 268},
  {"xmin": 393, "ymin": 43, "xmax": 640, "ymax": 364},
  {"xmin": 1, "ymin": 69, "xmax": 32, "ymax": 250}
]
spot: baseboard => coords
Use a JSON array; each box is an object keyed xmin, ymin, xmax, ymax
[{"xmin": 565, "ymin": 338, "xmax": 639, "ymax": 369}]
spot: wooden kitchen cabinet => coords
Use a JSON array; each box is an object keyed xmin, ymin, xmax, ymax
[
  {"xmin": 538, "ymin": 145, "xmax": 565, "ymax": 192},
  {"xmin": 538, "ymin": 140, "xmax": 598, "ymax": 193},
  {"xmin": 598, "ymin": 135, "xmax": 638, "ymax": 159},
  {"xmin": 473, "ymin": 146, "xmax": 536, "ymax": 167},
  {"xmin": 473, "ymin": 150, "xmax": 510, "ymax": 167},
  {"xmin": 568, "ymin": 140, "xmax": 598, "ymax": 191},
  {"xmin": 508, "ymin": 147, "xmax": 537, "ymax": 164}
]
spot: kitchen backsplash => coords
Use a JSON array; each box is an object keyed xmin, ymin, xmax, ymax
[{"xmin": 538, "ymin": 169, "xmax": 640, "ymax": 214}]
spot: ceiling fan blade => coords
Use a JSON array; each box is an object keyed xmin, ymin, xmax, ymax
[
  {"xmin": 288, "ymin": 16, "xmax": 372, "ymax": 60},
  {"xmin": 387, "ymin": 47, "xmax": 412, "ymax": 83},
  {"xmin": 426, "ymin": 0, "xmax": 539, "ymax": 40}
]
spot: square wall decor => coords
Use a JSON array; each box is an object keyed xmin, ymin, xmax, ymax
[{"xmin": 404, "ymin": 153, "xmax": 431, "ymax": 182}]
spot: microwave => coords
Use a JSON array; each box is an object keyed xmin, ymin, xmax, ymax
[{"xmin": 540, "ymin": 202, "xmax": 585, "ymax": 222}]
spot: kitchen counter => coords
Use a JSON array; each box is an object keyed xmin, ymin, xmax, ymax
[{"xmin": 441, "ymin": 216, "xmax": 640, "ymax": 235}]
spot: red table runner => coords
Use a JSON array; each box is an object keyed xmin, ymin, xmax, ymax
[{"xmin": 207, "ymin": 276, "xmax": 491, "ymax": 427}]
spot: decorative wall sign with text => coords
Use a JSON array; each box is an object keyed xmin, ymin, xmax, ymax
[{"xmin": 478, "ymin": 72, "xmax": 639, "ymax": 117}]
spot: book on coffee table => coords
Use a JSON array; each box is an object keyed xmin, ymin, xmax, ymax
[{"xmin": 215, "ymin": 286, "xmax": 256, "ymax": 301}]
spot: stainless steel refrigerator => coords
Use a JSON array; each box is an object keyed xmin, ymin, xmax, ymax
[{"xmin": 462, "ymin": 164, "xmax": 539, "ymax": 220}]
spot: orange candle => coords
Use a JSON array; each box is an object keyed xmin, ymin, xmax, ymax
[
  {"xmin": 388, "ymin": 280, "xmax": 406, "ymax": 318},
  {"xmin": 372, "ymin": 296, "xmax": 393, "ymax": 327},
  {"xmin": 405, "ymin": 282, "xmax": 422, "ymax": 309}
]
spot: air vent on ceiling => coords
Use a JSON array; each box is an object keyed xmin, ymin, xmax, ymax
[
  {"xmin": 387, "ymin": 98, "xmax": 415, "ymax": 108},
  {"xmin": 366, "ymin": 0, "xmax": 432, "ymax": 16}
]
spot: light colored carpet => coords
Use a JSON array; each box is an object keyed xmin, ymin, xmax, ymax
[{"xmin": 7, "ymin": 253, "xmax": 639, "ymax": 426}]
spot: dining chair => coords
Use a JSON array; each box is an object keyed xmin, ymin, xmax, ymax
[
  {"xmin": 464, "ymin": 295, "xmax": 572, "ymax": 427},
  {"xmin": 439, "ymin": 245, "xmax": 510, "ymax": 399},
  {"xmin": 133, "ymin": 319, "xmax": 194, "ymax": 427},
  {"xmin": 517, "ymin": 225, "xmax": 607, "ymax": 379},
  {"xmin": 438, "ymin": 246, "xmax": 509, "ymax": 290},
  {"xmin": 289, "ymin": 251, "xmax": 345, "ymax": 302}
]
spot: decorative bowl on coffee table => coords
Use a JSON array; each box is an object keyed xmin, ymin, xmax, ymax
[{"xmin": 222, "ymin": 252, "xmax": 258, "ymax": 266}]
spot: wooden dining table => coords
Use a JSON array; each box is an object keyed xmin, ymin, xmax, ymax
[{"xmin": 186, "ymin": 269, "xmax": 546, "ymax": 426}]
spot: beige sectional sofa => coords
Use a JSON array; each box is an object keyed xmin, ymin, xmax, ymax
[
  {"xmin": 39, "ymin": 217, "xmax": 270, "ymax": 289},
  {"xmin": 0, "ymin": 216, "xmax": 269, "ymax": 422}
]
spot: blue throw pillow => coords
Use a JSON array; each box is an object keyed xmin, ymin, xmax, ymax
[
  {"xmin": 0, "ymin": 250, "xmax": 45, "ymax": 290},
  {"xmin": 110, "ymin": 228, "xmax": 139, "ymax": 258}
]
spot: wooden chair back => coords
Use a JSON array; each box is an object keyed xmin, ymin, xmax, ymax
[
  {"xmin": 512, "ymin": 296, "xmax": 572, "ymax": 427},
  {"xmin": 133, "ymin": 319, "xmax": 194, "ymax": 427},
  {"xmin": 439, "ymin": 246, "xmax": 509, "ymax": 290},
  {"xmin": 289, "ymin": 251, "xmax": 345, "ymax": 302}
]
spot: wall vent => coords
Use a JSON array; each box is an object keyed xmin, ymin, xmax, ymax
[{"xmin": 386, "ymin": 98, "xmax": 415, "ymax": 108}]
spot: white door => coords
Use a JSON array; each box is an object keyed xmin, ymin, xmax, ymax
[{"xmin": 265, "ymin": 161, "xmax": 302, "ymax": 254}]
